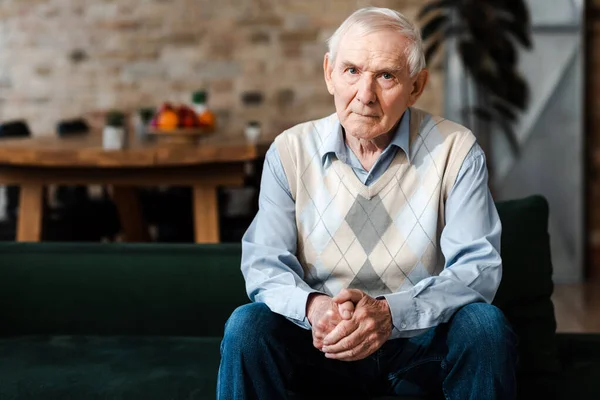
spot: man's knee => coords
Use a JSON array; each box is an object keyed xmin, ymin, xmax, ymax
[
  {"xmin": 449, "ymin": 302, "xmax": 517, "ymax": 352},
  {"xmin": 221, "ymin": 303, "xmax": 280, "ymax": 356}
]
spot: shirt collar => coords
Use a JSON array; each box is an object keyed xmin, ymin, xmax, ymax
[{"xmin": 320, "ymin": 108, "xmax": 411, "ymax": 165}]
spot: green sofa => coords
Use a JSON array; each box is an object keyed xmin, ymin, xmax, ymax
[{"xmin": 0, "ymin": 195, "xmax": 599, "ymax": 399}]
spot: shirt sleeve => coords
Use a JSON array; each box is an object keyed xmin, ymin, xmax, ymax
[
  {"xmin": 241, "ymin": 143, "xmax": 321, "ymax": 330},
  {"xmin": 381, "ymin": 143, "xmax": 502, "ymax": 338}
]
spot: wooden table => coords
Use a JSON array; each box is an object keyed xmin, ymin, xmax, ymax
[{"xmin": 0, "ymin": 134, "xmax": 268, "ymax": 243}]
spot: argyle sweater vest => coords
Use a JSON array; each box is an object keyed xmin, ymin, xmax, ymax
[{"xmin": 274, "ymin": 108, "xmax": 476, "ymax": 297}]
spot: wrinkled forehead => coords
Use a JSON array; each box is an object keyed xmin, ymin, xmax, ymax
[{"xmin": 335, "ymin": 28, "xmax": 411, "ymax": 70}]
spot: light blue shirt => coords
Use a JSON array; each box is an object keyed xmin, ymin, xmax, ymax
[{"xmin": 241, "ymin": 110, "xmax": 502, "ymax": 338}]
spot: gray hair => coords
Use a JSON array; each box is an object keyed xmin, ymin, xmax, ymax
[{"xmin": 326, "ymin": 7, "xmax": 426, "ymax": 77}]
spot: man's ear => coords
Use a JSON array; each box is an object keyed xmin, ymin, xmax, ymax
[
  {"xmin": 407, "ymin": 69, "xmax": 429, "ymax": 107},
  {"xmin": 323, "ymin": 53, "xmax": 334, "ymax": 95}
]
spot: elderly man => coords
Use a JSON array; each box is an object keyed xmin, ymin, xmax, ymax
[{"xmin": 218, "ymin": 6, "xmax": 517, "ymax": 400}]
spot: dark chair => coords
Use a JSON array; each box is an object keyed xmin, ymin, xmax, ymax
[
  {"xmin": 49, "ymin": 119, "xmax": 120, "ymax": 242},
  {"xmin": 56, "ymin": 118, "xmax": 90, "ymax": 137},
  {"xmin": 139, "ymin": 187, "xmax": 194, "ymax": 242},
  {"xmin": 0, "ymin": 120, "xmax": 32, "ymax": 218},
  {"xmin": 218, "ymin": 158, "xmax": 263, "ymax": 242},
  {"xmin": 0, "ymin": 120, "xmax": 32, "ymax": 240},
  {"xmin": 0, "ymin": 120, "xmax": 31, "ymax": 139},
  {"xmin": 54, "ymin": 118, "xmax": 92, "ymax": 211}
]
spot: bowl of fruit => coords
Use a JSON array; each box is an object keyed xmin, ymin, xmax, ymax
[{"xmin": 147, "ymin": 103, "xmax": 215, "ymax": 144}]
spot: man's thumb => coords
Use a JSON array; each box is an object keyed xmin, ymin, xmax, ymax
[
  {"xmin": 338, "ymin": 300, "xmax": 355, "ymax": 319},
  {"xmin": 333, "ymin": 288, "xmax": 363, "ymax": 304}
]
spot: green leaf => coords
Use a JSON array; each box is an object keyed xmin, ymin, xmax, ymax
[
  {"xmin": 502, "ymin": 20, "xmax": 533, "ymax": 49},
  {"xmin": 105, "ymin": 110, "xmax": 125, "ymax": 128},
  {"xmin": 468, "ymin": 106, "xmax": 494, "ymax": 122},
  {"xmin": 491, "ymin": 100, "xmax": 518, "ymax": 122},
  {"xmin": 458, "ymin": 40, "xmax": 485, "ymax": 74},
  {"xmin": 495, "ymin": 0, "xmax": 530, "ymax": 25},
  {"xmin": 503, "ymin": 72, "xmax": 529, "ymax": 110},
  {"xmin": 421, "ymin": 14, "xmax": 449, "ymax": 41},
  {"xmin": 418, "ymin": 0, "xmax": 457, "ymax": 20},
  {"xmin": 458, "ymin": 2, "xmax": 489, "ymax": 31},
  {"xmin": 488, "ymin": 33, "xmax": 518, "ymax": 67},
  {"xmin": 425, "ymin": 37, "xmax": 443, "ymax": 63}
]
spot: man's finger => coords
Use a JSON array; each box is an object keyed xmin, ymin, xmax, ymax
[
  {"xmin": 325, "ymin": 339, "xmax": 377, "ymax": 361},
  {"xmin": 338, "ymin": 300, "xmax": 355, "ymax": 319},
  {"xmin": 321, "ymin": 326, "xmax": 365, "ymax": 354},
  {"xmin": 315, "ymin": 318, "xmax": 328, "ymax": 333},
  {"xmin": 317, "ymin": 311, "xmax": 338, "ymax": 329},
  {"xmin": 322, "ymin": 319, "xmax": 358, "ymax": 346},
  {"xmin": 332, "ymin": 288, "xmax": 364, "ymax": 305},
  {"xmin": 313, "ymin": 336, "xmax": 323, "ymax": 351}
]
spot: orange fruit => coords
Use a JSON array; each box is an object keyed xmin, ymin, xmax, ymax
[
  {"xmin": 198, "ymin": 110, "xmax": 216, "ymax": 129},
  {"xmin": 158, "ymin": 110, "xmax": 178, "ymax": 130}
]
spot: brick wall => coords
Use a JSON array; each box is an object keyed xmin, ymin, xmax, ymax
[{"xmin": 0, "ymin": 0, "xmax": 443, "ymax": 139}]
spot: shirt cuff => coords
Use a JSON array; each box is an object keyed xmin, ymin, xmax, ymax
[
  {"xmin": 380, "ymin": 290, "xmax": 422, "ymax": 339},
  {"xmin": 285, "ymin": 287, "xmax": 325, "ymax": 330}
]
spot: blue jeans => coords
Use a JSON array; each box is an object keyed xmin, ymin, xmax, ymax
[{"xmin": 217, "ymin": 302, "xmax": 517, "ymax": 399}]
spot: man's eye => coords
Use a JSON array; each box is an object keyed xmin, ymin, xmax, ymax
[
  {"xmin": 347, "ymin": 67, "xmax": 358, "ymax": 74},
  {"xmin": 382, "ymin": 72, "xmax": 393, "ymax": 80}
]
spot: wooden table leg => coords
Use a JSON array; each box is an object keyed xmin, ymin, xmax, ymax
[
  {"xmin": 17, "ymin": 182, "xmax": 44, "ymax": 242},
  {"xmin": 112, "ymin": 186, "xmax": 150, "ymax": 242},
  {"xmin": 193, "ymin": 184, "xmax": 219, "ymax": 243}
]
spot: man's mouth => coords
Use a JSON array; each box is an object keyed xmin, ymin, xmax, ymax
[{"xmin": 353, "ymin": 112, "xmax": 379, "ymax": 118}]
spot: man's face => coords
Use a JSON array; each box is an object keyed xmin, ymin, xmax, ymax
[{"xmin": 324, "ymin": 29, "xmax": 428, "ymax": 141}]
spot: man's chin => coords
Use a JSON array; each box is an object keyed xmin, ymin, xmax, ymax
[{"xmin": 345, "ymin": 127, "xmax": 387, "ymax": 141}]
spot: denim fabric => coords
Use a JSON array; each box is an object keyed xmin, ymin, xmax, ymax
[{"xmin": 217, "ymin": 302, "xmax": 518, "ymax": 399}]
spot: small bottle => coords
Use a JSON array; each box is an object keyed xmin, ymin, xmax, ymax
[
  {"xmin": 244, "ymin": 120, "xmax": 261, "ymax": 143},
  {"xmin": 192, "ymin": 90, "xmax": 216, "ymax": 130}
]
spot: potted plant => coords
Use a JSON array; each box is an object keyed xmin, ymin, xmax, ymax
[
  {"xmin": 134, "ymin": 107, "xmax": 155, "ymax": 141},
  {"xmin": 419, "ymin": 0, "xmax": 533, "ymax": 169},
  {"xmin": 103, "ymin": 110, "xmax": 127, "ymax": 150}
]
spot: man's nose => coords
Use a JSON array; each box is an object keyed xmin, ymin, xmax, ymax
[{"xmin": 356, "ymin": 76, "xmax": 377, "ymax": 105}]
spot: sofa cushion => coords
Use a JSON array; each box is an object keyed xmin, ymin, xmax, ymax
[
  {"xmin": 0, "ymin": 335, "xmax": 222, "ymax": 400},
  {"xmin": 493, "ymin": 195, "xmax": 560, "ymax": 378},
  {"xmin": 0, "ymin": 243, "xmax": 248, "ymax": 337}
]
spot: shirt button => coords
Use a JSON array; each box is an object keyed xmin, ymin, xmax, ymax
[{"xmin": 401, "ymin": 322, "xmax": 407, "ymax": 329}]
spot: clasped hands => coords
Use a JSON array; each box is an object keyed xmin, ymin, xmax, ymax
[{"xmin": 306, "ymin": 289, "xmax": 393, "ymax": 361}]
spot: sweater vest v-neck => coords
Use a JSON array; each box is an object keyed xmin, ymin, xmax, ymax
[{"xmin": 274, "ymin": 108, "xmax": 476, "ymax": 297}]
